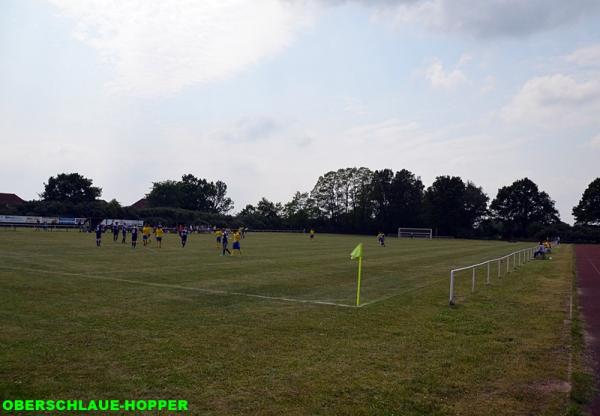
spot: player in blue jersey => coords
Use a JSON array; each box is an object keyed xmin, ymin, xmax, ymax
[
  {"xmin": 221, "ymin": 231, "xmax": 231, "ymax": 256},
  {"xmin": 95, "ymin": 224, "xmax": 102, "ymax": 247},
  {"xmin": 131, "ymin": 226, "xmax": 138, "ymax": 248},
  {"xmin": 180, "ymin": 226, "xmax": 189, "ymax": 248},
  {"xmin": 112, "ymin": 222, "xmax": 119, "ymax": 242}
]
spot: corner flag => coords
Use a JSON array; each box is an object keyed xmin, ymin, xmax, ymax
[
  {"xmin": 351, "ymin": 243, "xmax": 363, "ymax": 306},
  {"xmin": 350, "ymin": 243, "xmax": 363, "ymax": 260}
]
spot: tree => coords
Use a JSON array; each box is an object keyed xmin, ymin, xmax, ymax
[
  {"xmin": 424, "ymin": 176, "xmax": 488, "ymax": 237},
  {"xmin": 311, "ymin": 171, "xmax": 341, "ymax": 220},
  {"xmin": 490, "ymin": 178, "xmax": 559, "ymax": 238},
  {"xmin": 256, "ymin": 198, "xmax": 282, "ymax": 221},
  {"xmin": 40, "ymin": 173, "xmax": 101, "ymax": 203},
  {"xmin": 573, "ymin": 178, "xmax": 600, "ymax": 225},
  {"xmin": 146, "ymin": 180, "xmax": 181, "ymax": 208},
  {"xmin": 239, "ymin": 204, "xmax": 256, "ymax": 217},
  {"xmin": 388, "ymin": 169, "xmax": 425, "ymax": 229},
  {"xmin": 463, "ymin": 182, "xmax": 489, "ymax": 230},
  {"xmin": 424, "ymin": 176, "xmax": 468, "ymax": 236},
  {"xmin": 105, "ymin": 199, "xmax": 123, "ymax": 219},
  {"xmin": 208, "ymin": 180, "xmax": 234, "ymax": 214},
  {"xmin": 146, "ymin": 174, "xmax": 233, "ymax": 214},
  {"xmin": 369, "ymin": 169, "xmax": 394, "ymax": 230},
  {"xmin": 283, "ymin": 192, "xmax": 318, "ymax": 228},
  {"xmin": 310, "ymin": 167, "xmax": 374, "ymax": 231}
]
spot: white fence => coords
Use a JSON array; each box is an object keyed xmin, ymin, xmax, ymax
[{"xmin": 448, "ymin": 246, "xmax": 537, "ymax": 305}]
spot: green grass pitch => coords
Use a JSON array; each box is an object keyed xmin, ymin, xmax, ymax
[{"xmin": 0, "ymin": 230, "xmax": 574, "ymax": 414}]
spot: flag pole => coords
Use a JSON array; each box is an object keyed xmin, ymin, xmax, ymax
[
  {"xmin": 356, "ymin": 256, "xmax": 362, "ymax": 307},
  {"xmin": 350, "ymin": 242, "xmax": 363, "ymax": 307}
]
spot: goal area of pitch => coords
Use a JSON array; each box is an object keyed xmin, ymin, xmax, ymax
[{"xmin": 397, "ymin": 227, "xmax": 432, "ymax": 239}]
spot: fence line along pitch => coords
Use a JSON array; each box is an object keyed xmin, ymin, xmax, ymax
[{"xmin": 448, "ymin": 246, "xmax": 537, "ymax": 306}]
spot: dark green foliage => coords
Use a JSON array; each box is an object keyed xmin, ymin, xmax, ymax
[
  {"xmin": 6, "ymin": 170, "xmax": 593, "ymax": 239},
  {"xmin": 424, "ymin": 176, "xmax": 488, "ymax": 237},
  {"xmin": 40, "ymin": 173, "xmax": 101, "ymax": 203},
  {"xmin": 490, "ymin": 178, "xmax": 559, "ymax": 238},
  {"xmin": 572, "ymin": 177, "xmax": 600, "ymax": 225},
  {"xmin": 146, "ymin": 174, "xmax": 233, "ymax": 214}
]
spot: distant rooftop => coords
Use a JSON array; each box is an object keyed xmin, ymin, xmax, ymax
[
  {"xmin": 0, "ymin": 193, "xmax": 25, "ymax": 206},
  {"xmin": 129, "ymin": 198, "xmax": 148, "ymax": 209}
]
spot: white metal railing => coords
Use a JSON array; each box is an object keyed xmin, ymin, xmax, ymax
[{"xmin": 448, "ymin": 246, "xmax": 538, "ymax": 305}]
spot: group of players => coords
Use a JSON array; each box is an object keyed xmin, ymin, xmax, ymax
[
  {"xmin": 94, "ymin": 224, "xmax": 387, "ymax": 253},
  {"xmin": 93, "ymin": 222, "xmax": 246, "ymax": 255}
]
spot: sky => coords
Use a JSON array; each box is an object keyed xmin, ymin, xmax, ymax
[{"xmin": 1, "ymin": 0, "xmax": 600, "ymax": 224}]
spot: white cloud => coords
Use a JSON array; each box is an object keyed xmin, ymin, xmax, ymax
[
  {"xmin": 425, "ymin": 58, "xmax": 467, "ymax": 89},
  {"xmin": 480, "ymin": 75, "xmax": 496, "ymax": 94},
  {"xmin": 588, "ymin": 133, "xmax": 600, "ymax": 149},
  {"xmin": 502, "ymin": 74, "xmax": 600, "ymax": 125},
  {"xmin": 565, "ymin": 44, "xmax": 600, "ymax": 68},
  {"xmin": 341, "ymin": 97, "xmax": 369, "ymax": 117},
  {"xmin": 49, "ymin": 0, "xmax": 315, "ymax": 97}
]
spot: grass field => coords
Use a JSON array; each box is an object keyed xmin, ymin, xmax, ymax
[{"xmin": 0, "ymin": 230, "xmax": 575, "ymax": 415}]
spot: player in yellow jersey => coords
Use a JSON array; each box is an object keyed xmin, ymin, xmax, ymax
[
  {"xmin": 155, "ymin": 225, "xmax": 164, "ymax": 248},
  {"xmin": 309, "ymin": 229, "xmax": 315, "ymax": 240},
  {"xmin": 215, "ymin": 229, "xmax": 223, "ymax": 248},
  {"xmin": 142, "ymin": 224, "xmax": 151, "ymax": 246},
  {"xmin": 232, "ymin": 230, "xmax": 242, "ymax": 255}
]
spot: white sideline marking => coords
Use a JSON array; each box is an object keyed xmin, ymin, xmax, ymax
[
  {"xmin": 588, "ymin": 258, "xmax": 600, "ymax": 276},
  {"xmin": 0, "ymin": 265, "xmax": 355, "ymax": 308},
  {"xmin": 358, "ymin": 277, "xmax": 448, "ymax": 307}
]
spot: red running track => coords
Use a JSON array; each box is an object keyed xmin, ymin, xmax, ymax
[{"xmin": 576, "ymin": 245, "xmax": 600, "ymax": 415}]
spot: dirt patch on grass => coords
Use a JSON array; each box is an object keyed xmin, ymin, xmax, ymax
[{"xmin": 532, "ymin": 379, "xmax": 571, "ymax": 394}]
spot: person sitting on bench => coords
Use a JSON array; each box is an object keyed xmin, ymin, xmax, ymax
[{"xmin": 534, "ymin": 241, "xmax": 546, "ymax": 259}]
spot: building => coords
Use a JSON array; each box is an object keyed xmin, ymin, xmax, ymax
[
  {"xmin": 0, "ymin": 193, "xmax": 25, "ymax": 209},
  {"xmin": 129, "ymin": 198, "xmax": 148, "ymax": 209}
]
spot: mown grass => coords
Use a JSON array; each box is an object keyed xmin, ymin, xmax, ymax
[{"xmin": 0, "ymin": 230, "xmax": 574, "ymax": 415}]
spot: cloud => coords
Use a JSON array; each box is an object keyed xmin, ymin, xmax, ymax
[
  {"xmin": 337, "ymin": 0, "xmax": 600, "ymax": 38},
  {"xmin": 49, "ymin": 0, "xmax": 314, "ymax": 97},
  {"xmin": 341, "ymin": 97, "xmax": 369, "ymax": 117},
  {"xmin": 208, "ymin": 116, "xmax": 286, "ymax": 143},
  {"xmin": 480, "ymin": 75, "xmax": 496, "ymax": 94},
  {"xmin": 588, "ymin": 133, "xmax": 600, "ymax": 149},
  {"xmin": 502, "ymin": 74, "xmax": 600, "ymax": 125},
  {"xmin": 565, "ymin": 44, "xmax": 600, "ymax": 68},
  {"xmin": 425, "ymin": 58, "xmax": 467, "ymax": 89}
]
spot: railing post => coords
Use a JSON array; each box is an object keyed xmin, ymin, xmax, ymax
[
  {"xmin": 472, "ymin": 267, "xmax": 476, "ymax": 293},
  {"xmin": 507, "ymin": 256, "xmax": 510, "ymax": 273},
  {"xmin": 487, "ymin": 262, "xmax": 490, "ymax": 284},
  {"xmin": 449, "ymin": 271, "xmax": 455, "ymax": 305},
  {"xmin": 513, "ymin": 253, "xmax": 517, "ymax": 269},
  {"xmin": 498, "ymin": 259, "xmax": 501, "ymax": 278}
]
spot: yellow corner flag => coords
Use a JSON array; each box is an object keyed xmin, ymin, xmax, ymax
[{"xmin": 350, "ymin": 243, "xmax": 363, "ymax": 306}]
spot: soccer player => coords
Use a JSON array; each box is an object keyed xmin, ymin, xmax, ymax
[
  {"xmin": 215, "ymin": 228, "xmax": 223, "ymax": 248},
  {"xmin": 180, "ymin": 226, "xmax": 188, "ymax": 248},
  {"xmin": 232, "ymin": 230, "xmax": 242, "ymax": 255},
  {"xmin": 131, "ymin": 226, "xmax": 138, "ymax": 248},
  {"xmin": 221, "ymin": 231, "xmax": 231, "ymax": 256},
  {"xmin": 155, "ymin": 225, "xmax": 164, "ymax": 248},
  {"xmin": 377, "ymin": 232, "xmax": 386, "ymax": 247},
  {"xmin": 111, "ymin": 222, "xmax": 119, "ymax": 242},
  {"xmin": 142, "ymin": 224, "xmax": 150, "ymax": 246},
  {"xmin": 95, "ymin": 224, "xmax": 102, "ymax": 247},
  {"xmin": 121, "ymin": 223, "xmax": 127, "ymax": 244},
  {"xmin": 310, "ymin": 229, "xmax": 315, "ymax": 240}
]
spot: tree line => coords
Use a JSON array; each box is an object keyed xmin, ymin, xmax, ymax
[{"xmin": 3, "ymin": 171, "xmax": 600, "ymax": 242}]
